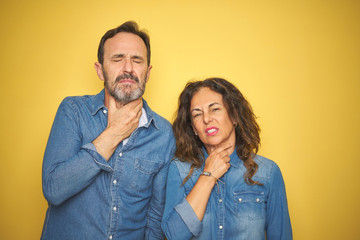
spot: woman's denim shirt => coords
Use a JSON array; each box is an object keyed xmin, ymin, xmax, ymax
[
  {"xmin": 161, "ymin": 150, "xmax": 292, "ymax": 240},
  {"xmin": 41, "ymin": 90, "xmax": 175, "ymax": 240}
]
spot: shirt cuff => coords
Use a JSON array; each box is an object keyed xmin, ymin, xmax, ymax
[
  {"xmin": 175, "ymin": 199, "xmax": 202, "ymax": 236},
  {"xmin": 81, "ymin": 143, "xmax": 113, "ymax": 172}
]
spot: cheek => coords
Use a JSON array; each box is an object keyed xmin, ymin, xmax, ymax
[
  {"xmin": 224, "ymin": 121, "xmax": 236, "ymax": 134},
  {"xmin": 133, "ymin": 64, "xmax": 145, "ymax": 71},
  {"xmin": 191, "ymin": 120, "xmax": 201, "ymax": 132}
]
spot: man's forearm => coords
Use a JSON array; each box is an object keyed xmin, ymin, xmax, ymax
[
  {"xmin": 42, "ymin": 148, "xmax": 102, "ymax": 205},
  {"xmin": 92, "ymin": 126, "xmax": 125, "ymax": 161}
]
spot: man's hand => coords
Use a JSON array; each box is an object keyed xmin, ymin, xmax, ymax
[
  {"xmin": 93, "ymin": 97, "xmax": 143, "ymax": 161},
  {"xmin": 107, "ymin": 96, "xmax": 143, "ymax": 141}
]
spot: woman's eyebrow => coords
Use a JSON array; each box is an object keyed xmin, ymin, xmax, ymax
[
  {"xmin": 209, "ymin": 102, "xmax": 221, "ymax": 107},
  {"xmin": 191, "ymin": 108, "xmax": 202, "ymax": 113},
  {"xmin": 191, "ymin": 102, "xmax": 221, "ymax": 112}
]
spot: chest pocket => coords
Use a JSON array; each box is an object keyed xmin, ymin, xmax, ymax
[
  {"xmin": 130, "ymin": 158, "xmax": 162, "ymax": 191},
  {"xmin": 233, "ymin": 191, "xmax": 266, "ymax": 220}
]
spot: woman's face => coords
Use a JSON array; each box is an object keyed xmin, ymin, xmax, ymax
[{"xmin": 190, "ymin": 87, "xmax": 236, "ymax": 154}]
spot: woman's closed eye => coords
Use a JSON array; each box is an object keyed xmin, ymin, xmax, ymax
[
  {"xmin": 192, "ymin": 113, "xmax": 202, "ymax": 119},
  {"xmin": 210, "ymin": 107, "xmax": 221, "ymax": 112}
]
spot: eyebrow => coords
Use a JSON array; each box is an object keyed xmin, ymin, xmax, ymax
[
  {"xmin": 191, "ymin": 108, "xmax": 202, "ymax": 113},
  {"xmin": 209, "ymin": 102, "xmax": 221, "ymax": 108},
  {"xmin": 131, "ymin": 55, "xmax": 145, "ymax": 60},
  {"xmin": 111, "ymin": 54, "xmax": 145, "ymax": 61},
  {"xmin": 111, "ymin": 54, "xmax": 125, "ymax": 59},
  {"xmin": 191, "ymin": 102, "xmax": 221, "ymax": 113}
]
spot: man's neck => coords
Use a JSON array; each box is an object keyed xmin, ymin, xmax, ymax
[{"xmin": 104, "ymin": 89, "xmax": 126, "ymax": 109}]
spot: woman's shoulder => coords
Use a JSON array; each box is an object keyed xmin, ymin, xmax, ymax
[
  {"xmin": 170, "ymin": 159, "xmax": 202, "ymax": 187},
  {"xmin": 254, "ymin": 155, "xmax": 277, "ymax": 167},
  {"xmin": 171, "ymin": 159, "xmax": 193, "ymax": 173},
  {"xmin": 253, "ymin": 155, "xmax": 282, "ymax": 180}
]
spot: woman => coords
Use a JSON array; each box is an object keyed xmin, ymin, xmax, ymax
[{"xmin": 161, "ymin": 78, "xmax": 292, "ymax": 240}]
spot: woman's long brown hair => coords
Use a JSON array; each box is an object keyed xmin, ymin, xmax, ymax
[{"xmin": 173, "ymin": 78, "xmax": 261, "ymax": 185}]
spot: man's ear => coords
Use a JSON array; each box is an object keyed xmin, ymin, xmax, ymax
[
  {"xmin": 145, "ymin": 65, "xmax": 152, "ymax": 83},
  {"xmin": 94, "ymin": 62, "xmax": 105, "ymax": 81}
]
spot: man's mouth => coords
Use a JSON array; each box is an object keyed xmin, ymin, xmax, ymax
[
  {"xmin": 119, "ymin": 79, "xmax": 136, "ymax": 84},
  {"xmin": 115, "ymin": 74, "xmax": 139, "ymax": 84}
]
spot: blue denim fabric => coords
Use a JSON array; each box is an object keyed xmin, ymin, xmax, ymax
[
  {"xmin": 162, "ymin": 150, "xmax": 292, "ymax": 240},
  {"xmin": 41, "ymin": 89, "xmax": 175, "ymax": 240}
]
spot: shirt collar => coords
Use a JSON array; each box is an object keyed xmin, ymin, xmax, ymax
[
  {"xmin": 90, "ymin": 89, "xmax": 106, "ymax": 115},
  {"xmin": 141, "ymin": 98, "xmax": 159, "ymax": 129},
  {"xmin": 138, "ymin": 108, "xmax": 148, "ymax": 127}
]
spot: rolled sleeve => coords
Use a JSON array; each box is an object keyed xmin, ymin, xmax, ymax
[
  {"xmin": 162, "ymin": 162, "xmax": 202, "ymax": 240},
  {"xmin": 175, "ymin": 199, "xmax": 202, "ymax": 236},
  {"xmin": 81, "ymin": 143, "xmax": 113, "ymax": 172}
]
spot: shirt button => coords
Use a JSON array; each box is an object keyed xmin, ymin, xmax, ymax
[
  {"xmin": 219, "ymin": 225, "xmax": 223, "ymax": 229},
  {"xmin": 219, "ymin": 199, "xmax": 223, "ymax": 203},
  {"xmin": 109, "ymin": 236, "xmax": 112, "ymax": 240},
  {"xmin": 103, "ymin": 109, "xmax": 107, "ymax": 114},
  {"xmin": 119, "ymin": 152, "xmax": 122, "ymax": 157},
  {"xmin": 238, "ymin": 198, "xmax": 243, "ymax": 202},
  {"xmin": 113, "ymin": 206, "xmax": 117, "ymax": 211},
  {"xmin": 113, "ymin": 179, "xmax": 117, "ymax": 184},
  {"xmin": 256, "ymin": 198, "xmax": 260, "ymax": 202}
]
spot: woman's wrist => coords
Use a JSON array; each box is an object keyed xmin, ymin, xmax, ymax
[{"xmin": 199, "ymin": 171, "xmax": 218, "ymax": 185}]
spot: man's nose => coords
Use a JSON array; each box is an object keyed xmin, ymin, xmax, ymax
[{"xmin": 123, "ymin": 58, "xmax": 134, "ymax": 73}]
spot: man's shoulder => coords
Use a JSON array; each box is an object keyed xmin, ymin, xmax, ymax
[
  {"xmin": 62, "ymin": 92, "xmax": 98, "ymax": 104},
  {"xmin": 59, "ymin": 90, "xmax": 104, "ymax": 113},
  {"xmin": 59, "ymin": 95, "xmax": 92, "ymax": 113}
]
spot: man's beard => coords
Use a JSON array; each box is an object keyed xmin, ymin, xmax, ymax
[{"xmin": 104, "ymin": 72, "xmax": 146, "ymax": 105}]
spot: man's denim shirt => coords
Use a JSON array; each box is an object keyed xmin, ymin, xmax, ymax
[
  {"xmin": 41, "ymin": 89, "xmax": 175, "ymax": 240},
  {"xmin": 161, "ymin": 150, "xmax": 292, "ymax": 240}
]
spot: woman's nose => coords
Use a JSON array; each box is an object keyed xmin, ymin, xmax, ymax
[{"xmin": 203, "ymin": 111, "xmax": 213, "ymax": 124}]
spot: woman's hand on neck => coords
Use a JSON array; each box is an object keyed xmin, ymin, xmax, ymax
[{"xmin": 205, "ymin": 141, "xmax": 235, "ymax": 156}]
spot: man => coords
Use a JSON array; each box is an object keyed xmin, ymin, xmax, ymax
[{"xmin": 41, "ymin": 21, "xmax": 175, "ymax": 240}]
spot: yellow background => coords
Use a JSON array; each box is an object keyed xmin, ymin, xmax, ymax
[{"xmin": 1, "ymin": 0, "xmax": 359, "ymax": 239}]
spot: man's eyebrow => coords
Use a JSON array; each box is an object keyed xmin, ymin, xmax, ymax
[
  {"xmin": 131, "ymin": 55, "xmax": 145, "ymax": 60},
  {"xmin": 111, "ymin": 53, "xmax": 125, "ymax": 58},
  {"xmin": 111, "ymin": 54, "xmax": 145, "ymax": 61}
]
